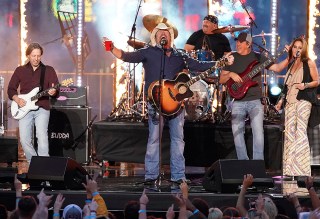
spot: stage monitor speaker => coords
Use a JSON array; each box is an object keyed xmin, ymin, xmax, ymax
[
  {"xmin": 202, "ymin": 159, "xmax": 273, "ymax": 193},
  {"xmin": 27, "ymin": 156, "xmax": 89, "ymax": 190},
  {"xmin": 48, "ymin": 107, "xmax": 91, "ymax": 164}
]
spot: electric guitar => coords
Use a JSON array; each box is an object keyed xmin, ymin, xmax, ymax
[
  {"xmin": 226, "ymin": 49, "xmax": 287, "ymax": 100},
  {"xmin": 148, "ymin": 57, "xmax": 228, "ymax": 116},
  {"xmin": 11, "ymin": 78, "xmax": 73, "ymax": 120}
]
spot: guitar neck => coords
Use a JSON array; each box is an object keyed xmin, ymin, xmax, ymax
[
  {"xmin": 186, "ymin": 66, "xmax": 215, "ymax": 88},
  {"xmin": 248, "ymin": 49, "xmax": 287, "ymax": 79},
  {"xmin": 31, "ymin": 84, "xmax": 60, "ymax": 101}
]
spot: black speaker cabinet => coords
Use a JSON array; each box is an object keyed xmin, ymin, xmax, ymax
[
  {"xmin": 48, "ymin": 107, "xmax": 91, "ymax": 164},
  {"xmin": 202, "ymin": 159, "xmax": 273, "ymax": 193},
  {"xmin": 27, "ymin": 156, "xmax": 89, "ymax": 190},
  {"xmin": 0, "ymin": 136, "xmax": 18, "ymax": 164}
]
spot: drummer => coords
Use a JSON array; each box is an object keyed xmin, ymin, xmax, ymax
[{"xmin": 184, "ymin": 15, "xmax": 231, "ymax": 61}]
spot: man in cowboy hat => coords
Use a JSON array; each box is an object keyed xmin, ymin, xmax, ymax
[{"xmin": 103, "ymin": 22, "xmax": 233, "ymax": 185}]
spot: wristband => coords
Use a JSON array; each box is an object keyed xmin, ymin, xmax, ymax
[
  {"xmin": 138, "ymin": 209, "xmax": 147, "ymax": 213},
  {"xmin": 92, "ymin": 191, "xmax": 99, "ymax": 197},
  {"xmin": 85, "ymin": 199, "xmax": 92, "ymax": 203},
  {"xmin": 53, "ymin": 213, "xmax": 60, "ymax": 217},
  {"xmin": 193, "ymin": 209, "xmax": 200, "ymax": 215},
  {"xmin": 84, "ymin": 216, "xmax": 96, "ymax": 219}
]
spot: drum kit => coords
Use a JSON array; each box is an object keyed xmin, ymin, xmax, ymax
[{"xmin": 107, "ymin": 14, "xmax": 276, "ymax": 123}]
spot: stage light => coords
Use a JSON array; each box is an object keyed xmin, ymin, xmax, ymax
[
  {"xmin": 270, "ymin": 0, "xmax": 278, "ymax": 55},
  {"xmin": 20, "ymin": 0, "xmax": 28, "ymax": 65},
  {"xmin": 76, "ymin": 0, "xmax": 84, "ymax": 86},
  {"xmin": 270, "ymin": 85, "xmax": 281, "ymax": 96},
  {"xmin": 308, "ymin": 0, "xmax": 319, "ymax": 61}
]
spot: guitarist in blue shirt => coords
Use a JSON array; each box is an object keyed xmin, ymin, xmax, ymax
[
  {"xmin": 103, "ymin": 22, "xmax": 234, "ymax": 184},
  {"xmin": 219, "ymin": 32, "xmax": 290, "ymax": 160},
  {"xmin": 8, "ymin": 42, "xmax": 59, "ymax": 164}
]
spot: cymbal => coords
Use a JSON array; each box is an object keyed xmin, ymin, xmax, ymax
[
  {"xmin": 142, "ymin": 14, "xmax": 178, "ymax": 38},
  {"xmin": 212, "ymin": 25, "xmax": 250, "ymax": 34},
  {"xmin": 253, "ymin": 33, "xmax": 278, "ymax": 38},
  {"xmin": 127, "ymin": 39, "xmax": 146, "ymax": 49}
]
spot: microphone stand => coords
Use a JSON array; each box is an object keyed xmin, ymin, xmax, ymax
[
  {"xmin": 0, "ymin": 77, "xmax": 4, "ymax": 135},
  {"xmin": 127, "ymin": 0, "xmax": 143, "ymax": 117},
  {"xmin": 141, "ymin": 43, "xmax": 170, "ymax": 190},
  {"xmin": 239, "ymin": 0, "xmax": 257, "ymax": 35},
  {"xmin": 277, "ymin": 57, "xmax": 295, "ymax": 178}
]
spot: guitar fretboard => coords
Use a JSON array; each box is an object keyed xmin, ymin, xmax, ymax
[
  {"xmin": 232, "ymin": 49, "xmax": 287, "ymax": 90},
  {"xmin": 30, "ymin": 84, "xmax": 60, "ymax": 101},
  {"xmin": 185, "ymin": 57, "xmax": 228, "ymax": 88}
]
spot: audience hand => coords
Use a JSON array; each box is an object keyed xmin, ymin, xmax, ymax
[
  {"xmin": 82, "ymin": 175, "xmax": 99, "ymax": 198},
  {"xmin": 179, "ymin": 182, "xmax": 189, "ymax": 199},
  {"xmin": 139, "ymin": 189, "xmax": 149, "ymax": 206},
  {"xmin": 242, "ymin": 174, "xmax": 254, "ymax": 189},
  {"xmin": 305, "ymin": 176, "xmax": 314, "ymax": 190},
  {"xmin": 53, "ymin": 193, "xmax": 65, "ymax": 214},
  {"xmin": 166, "ymin": 204, "xmax": 175, "ymax": 219},
  {"xmin": 14, "ymin": 174, "xmax": 22, "ymax": 197}
]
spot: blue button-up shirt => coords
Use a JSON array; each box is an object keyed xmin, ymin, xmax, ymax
[{"xmin": 121, "ymin": 46, "xmax": 215, "ymax": 91}]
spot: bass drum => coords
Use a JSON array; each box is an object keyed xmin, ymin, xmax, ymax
[{"xmin": 184, "ymin": 80, "xmax": 210, "ymax": 121}]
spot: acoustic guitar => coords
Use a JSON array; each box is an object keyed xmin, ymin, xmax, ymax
[{"xmin": 148, "ymin": 57, "xmax": 228, "ymax": 116}]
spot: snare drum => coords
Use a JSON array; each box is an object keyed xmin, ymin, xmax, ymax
[{"xmin": 184, "ymin": 80, "xmax": 210, "ymax": 121}]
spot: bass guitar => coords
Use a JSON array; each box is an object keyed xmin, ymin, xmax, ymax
[
  {"xmin": 11, "ymin": 78, "xmax": 73, "ymax": 120},
  {"xmin": 226, "ymin": 49, "xmax": 287, "ymax": 99},
  {"xmin": 148, "ymin": 57, "xmax": 228, "ymax": 116}
]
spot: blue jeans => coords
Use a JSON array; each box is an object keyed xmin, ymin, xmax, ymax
[
  {"xmin": 231, "ymin": 99, "xmax": 264, "ymax": 160},
  {"xmin": 145, "ymin": 103, "xmax": 186, "ymax": 181},
  {"xmin": 19, "ymin": 108, "xmax": 50, "ymax": 163}
]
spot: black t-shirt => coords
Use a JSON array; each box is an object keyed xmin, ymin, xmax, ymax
[
  {"xmin": 186, "ymin": 29, "xmax": 231, "ymax": 60},
  {"xmin": 223, "ymin": 51, "xmax": 268, "ymax": 101}
]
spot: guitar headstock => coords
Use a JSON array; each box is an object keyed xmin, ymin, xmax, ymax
[{"xmin": 61, "ymin": 78, "xmax": 73, "ymax": 87}]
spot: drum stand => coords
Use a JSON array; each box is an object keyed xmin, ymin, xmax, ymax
[
  {"xmin": 261, "ymin": 69, "xmax": 280, "ymax": 122},
  {"xmin": 106, "ymin": 66, "xmax": 147, "ymax": 122}
]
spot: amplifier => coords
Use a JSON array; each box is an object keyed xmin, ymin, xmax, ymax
[{"xmin": 51, "ymin": 86, "xmax": 87, "ymax": 107}]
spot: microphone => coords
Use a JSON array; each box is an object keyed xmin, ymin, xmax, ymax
[
  {"xmin": 296, "ymin": 51, "xmax": 300, "ymax": 58},
  {"xmin": 160, "ymin": 37, "xmax": 167, "ymax": 46}
]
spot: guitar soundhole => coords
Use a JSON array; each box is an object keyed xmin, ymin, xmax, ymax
[{"xmin": 178, "ymin": 85, "xmax": 187, "ymax": 94}]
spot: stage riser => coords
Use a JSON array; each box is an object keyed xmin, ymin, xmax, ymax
[{"xmin": 92, "ymin": 122, "xmax": 283, "ymax": 170}]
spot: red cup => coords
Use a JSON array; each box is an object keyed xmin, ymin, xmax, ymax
[{"xmin": 104, "ymin": 40, "xmax": 113, "ymax": 51}]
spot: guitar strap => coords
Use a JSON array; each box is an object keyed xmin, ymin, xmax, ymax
[{"xmin": 39, "ymin": 64, "xmax": 46, "ymax": 92}]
